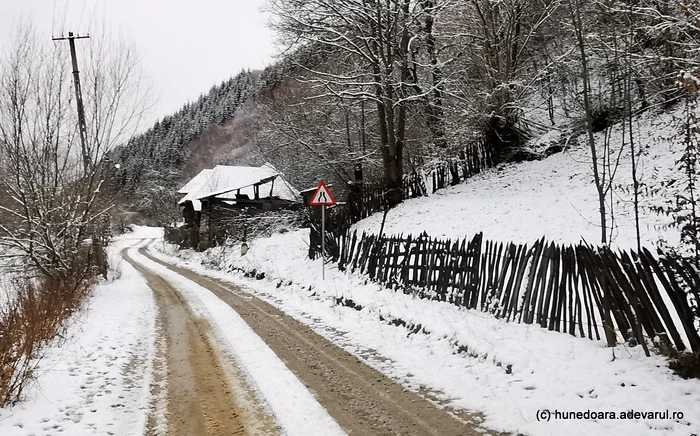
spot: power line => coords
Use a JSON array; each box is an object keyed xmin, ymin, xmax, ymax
[{"xmin": 77, "ymin": 0, "xmax": 87, "ymax": 34}]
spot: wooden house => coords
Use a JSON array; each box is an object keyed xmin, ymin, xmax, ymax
[{"xmin": 177, "ymin": 163, "xmax": 300, "ymax": 249}]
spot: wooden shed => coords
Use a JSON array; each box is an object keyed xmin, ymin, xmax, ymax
[{"xmin": 176, "ymin": 163, "xmax": 300, "ymax": 249}]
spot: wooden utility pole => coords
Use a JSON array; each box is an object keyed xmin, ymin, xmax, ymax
[{"xmin": 52, "ymin": 32, "xmax": 91, "ymax": 172}]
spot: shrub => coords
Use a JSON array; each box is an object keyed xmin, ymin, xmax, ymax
[{"xmin": 0, "ymin": 255, "xmax": 96, "ymax": 406}]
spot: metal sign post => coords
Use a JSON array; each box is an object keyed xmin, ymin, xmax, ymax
[
  {"xmin": 321, "ymin": 205, "xmax": 325, "ymax": 280},
  {"xmin": 308, "ymin": 181, "xmax": 337, "ymax": 280}
]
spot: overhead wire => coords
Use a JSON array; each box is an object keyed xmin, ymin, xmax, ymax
[
  {"xmin": 60, "ymin": 4, "xmax": 68, "ymax": 38},
  {"xmin": 51, "ymin": 0, "xmax": 56, "ymax": 37},
  {"xmin": 77, "ymin": 0, "xmax": 87, "ymax": 34}
]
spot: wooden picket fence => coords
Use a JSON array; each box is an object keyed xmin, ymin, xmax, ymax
[
  {"xmin": 310, "ymin": 138, "xmax": 494, "ymax": 255},
  {"xmin": 428, "ymin": 139, "xmax": 495, "ymax": 194},
  {"xmin": 306, "ymin": 138, "xmax": 700, "ymax": 356},
  {"xmin": 328, "ymin": 230, "xmax": 700, "ymax": 355}
]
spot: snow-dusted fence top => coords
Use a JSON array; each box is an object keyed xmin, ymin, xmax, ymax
[{"xmin": 329, "ymin": 230, "xmax": 700, "ymax": 356}]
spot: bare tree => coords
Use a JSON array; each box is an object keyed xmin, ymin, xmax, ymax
[
  {"xmin": 567, "ymin": 0, "xmax": 608, "ymax": 245},
  {"xmin": 0, "ymin": 26, "xmax": 151, "ymax": 277},
  {"xmin": 268, "ymin": 0, "xmax": 450, "ymax": 204},
  {"xmin": 432, "ymin": 0, "xmax": 566, "ymax": 161},
  {"xmin": 253, "ymin": 76, "xmax": 383, "ymax": 194}
]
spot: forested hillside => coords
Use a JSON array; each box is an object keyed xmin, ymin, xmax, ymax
[
  {"xmin": 116, "ymin": 0, "xmax": 700, "ymax": 257},
  {"xmin": 111, "ymin": 69, "xmax": 261, "ymax": 221},
  {"xmin": 110, "ymin": 44, "xmax": 324, "ymax": 222}
]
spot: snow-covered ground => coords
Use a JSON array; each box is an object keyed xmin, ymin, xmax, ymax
[
  {"xmin": 152, "ymin": 231, "xmax": 700, "ymax": 436},
  {"xmin": 0, "ymin": 231, "xmax": 159, "ymax": 436},
  {"xmin": 356, "ymin": 108, "xmax": 685, "ymax": 250},
  {"xmin": 0, "ymin": 104, "xmax": 693, "ymax": 435},
  {"xmin": 140, "ymin": 106, "xmax": 699, "ymax": 436}
]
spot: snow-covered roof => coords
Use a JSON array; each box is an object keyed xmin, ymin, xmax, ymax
[
  {"xmin": 177, "ymin": 168, "xmax": 213, "ymax": 195},
  {"xmin": 178, "ymin": 164, "xmax": 299, "ymax": 211}
]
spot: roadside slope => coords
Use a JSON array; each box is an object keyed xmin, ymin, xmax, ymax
[{"xmin": 354, "ymin": 109, "xmax": 685, "ymax": 249}]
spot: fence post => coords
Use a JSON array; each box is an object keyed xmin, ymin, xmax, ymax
[
  {"xmin": 322, "ymin": 205, "xmax": 326, "ymax": 280},
  {"xmin": 602, "ymin": 273, "xmax": 617, "ymax": 347}
]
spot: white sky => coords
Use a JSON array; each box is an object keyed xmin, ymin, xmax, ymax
[{"xmin": 0, "ymin": 0, "xmax": 277, "ymax": 123}]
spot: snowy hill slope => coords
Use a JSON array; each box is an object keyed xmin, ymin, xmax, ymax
[{"xmin": 355, "ymin": 108, "xmax": 686, "ymax": 250}]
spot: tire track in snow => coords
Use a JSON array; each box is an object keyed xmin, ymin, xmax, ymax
[
  {"xmin": 124, "ymin": 251, "xmax": 253, "ymax": 436},
  {"xmin": 126, "ymin": 246, "xmax": 345, "ymax": 436},
  {"xmin": 137, "ymin": 246, "xmax": 484, "ymax": 436}
]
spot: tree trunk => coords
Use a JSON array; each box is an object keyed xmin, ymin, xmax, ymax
[
  {"xmin": 420, "ymin": 0, "xmax": 448, "ymax": 149},
  {"xmin": 569, "ymin": 0, "xmax": 607, "ymax": 245}
]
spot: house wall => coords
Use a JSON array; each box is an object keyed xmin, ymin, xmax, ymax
[{"xmin": 192, "ymin": 198, "xmax": 300, "ymax": 249}]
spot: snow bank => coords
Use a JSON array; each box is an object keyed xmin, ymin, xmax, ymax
[
  {"xmin": 151, "ymin": 230, "xmax": 700, "ymax": 436},
  {"xmin": 0, "ymin": 230, "xmax": 159, "ymax": 436}
]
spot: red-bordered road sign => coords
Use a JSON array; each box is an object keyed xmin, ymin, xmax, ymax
[{"xmin": 309, "ymin": 181, "xmax": 336, "ymax": 206}]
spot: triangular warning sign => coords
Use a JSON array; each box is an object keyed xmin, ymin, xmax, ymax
[{"xmin": 309, "ymin": 181, "xmax": 336, "ymax": 206}]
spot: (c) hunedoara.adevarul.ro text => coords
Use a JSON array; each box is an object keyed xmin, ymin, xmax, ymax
[{"xmin": 536, "ymin": 409, "xmax": 685, "ymax": 421}]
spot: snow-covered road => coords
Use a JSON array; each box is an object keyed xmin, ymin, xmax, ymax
[
  {"xmin": 153, "ymin": 228, "xmax": 700, "ymax": 436},
  {"xmin": 125, "ymin": 245, "xmax": 346, "ymax": 436},
  {"xmin": 1, "ymin": 227, "xmax": 486, "ymax": 436},
  {"xmin": 128, "ymin": 240, "xmax": 483, "ymax": 435}
]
